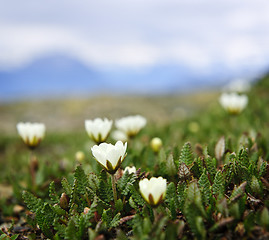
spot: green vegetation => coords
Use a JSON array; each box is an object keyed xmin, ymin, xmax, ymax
[{"xmin": 0, "ymin": 75, "xmax": 269, "ymax": 239}]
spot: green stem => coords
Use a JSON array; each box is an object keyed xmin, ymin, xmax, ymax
[{"xmin": 111, "ymin": 174, "xmax": 117, "ymax": 203}]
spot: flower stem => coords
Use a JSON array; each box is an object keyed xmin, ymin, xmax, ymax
[
  {"xmin": 29, "ymin": 150, "xmax": 38, "ymax": 192},
  {"xmin": 153, "ymin": 207, "xmax": 158, "ymax": 223},
  {"xmin": 111, "ymin": 174, "xmax": 117, "ymax": 203}
]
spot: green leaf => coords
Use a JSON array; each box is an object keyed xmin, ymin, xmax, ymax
[
  {"xmin": 190, "ymin": 159, "xmax": 201, "ymax": 178},
  {"xmin": 177, "ymin": 181, "xmax": 187, "ymax": 211},
  {"xmin": 22, "ymin": 191, "xmax": 43, "ymax": 213},
  {"xmin": 205, "ymin": 156, "xmax": 216, "ymax": 180},
  {"xmin": 102, "ymin": 208, "xmax": 112, "ymax": 228},
  {"xmin": 260, "ymin": 207, "xmax": 269, "ymax": 229},
  {"xmin": 88, "ymin": 173, "xmax": 99, "ymax": 193},
  {"xmin": 130, "ymin": 185, "xmax": 146, "ymax": 207},
  {"xmin": 158, "ymin": 148, "xmax": 166, "ymax": 164},
  {"xmin": 10, "ymin": 235, "xmax": 19, "ymax": 240},
  {"xmin": 186, "ymin": 181, "xmax": 201, "ymax": 203},
  {"xmin": 229, "ymin": 202, "xmax": 240, "ymax": 219},
  {"xmin": 179, "ymin": 142, "xmax": 193, "ymax": 167},
  {"xmin": 61, "ymin": 177, "xmax": 72, "ymax": 196},
  {"xmin": 166, "ymin": 182, "xmax": 177, "ymax": 200},
  {"xmin": 212, "ymin": 171, "xmax": 225, "ymax": 197},
  {"xmin": 168, "ymin": 198, "xmax": 177, "ymax": 220},
  {"xmin": 0, "ymin": 234, "xmax": 6, "ymax": 240},
  {"xmin": 110, "ymin": 213, "xmax": 121, "ymax": 228},
  {"xmin": 53, "ymin": 204, "xmax": 67, "ymax": 216},
  {"xmin": 198, "ymin": 171, "xmax": 212, "ymax": 205},
  {"xmin": 229, "ymin": 181, "xmax": 247, "ymax": 203},
  {"xmin": 250, "ymin": 176, "xmax": 262, "ymax": 196},
  {"xmin": 53, "ymin": 220, "xmax": 66, "ymax": 238},
  {"xmin": 129, "ymin": 197, "xmax": 140, "ymax": 212},
  {"xmin": 222, "ymin": 162, "xmax": 235, "ymax": 186},
  {"xmin": 65, "ymin": 217, "xmax": 78, "ymax": 240},
  {"xmin": 77, "ymin": 215, "xmax": 87, "ymax": 239},
  {"xmin": 197, "ymin": 157, "xmax": 204, "ymax": 175},
  {"xmin": 36, "ymin": 203, "xmax": 56, "ymax": 239},
  {"xmin": 165, "ymin": 182, "xmax": 178, "ymax": 220},
  {"xmin": 117, "ymin": 170, "xmax": 137, "ymax": 196},
  {"xmin": 184, "ymin": 202, "xmax": 206, "ymax": 239},
  {"xmin": 116, "ymin": 230, "xmax": 129, "ymax": 240},
  {"xmin": 49, "ymin": 181, "xmax": 58, "ymax": 204},
  {"xmin": 258, "ymin": 160, "xmax": 267, "ymax": 177},
  {"xmin": 115, "ymin": 199, "xmax": 123, "ymax": 213},
  {"xmin": 185, "ymin": 181, "xmax": 205, "ymax": 217},
  {"xmin": 74, "ymin": 165, "xmax": 89, "ymax": 195},
  {"xmin": 166, "ymin": 153, "xmax": 177, "ymax": 176},
  {"xmin": 98, "ymin": 179, "xmax": 113, "ymax": 203},
  {"xmin": 238, "ymin": 148, "xmax": 249, "ymax": 168}
]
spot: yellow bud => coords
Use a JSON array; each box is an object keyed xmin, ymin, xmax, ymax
[
  {"xmin": 188, "ymin": 121, "xmax": 200, "ymax": 133},
  {"xmin": 150, "ymin": 137, "xmax": 163, "ymax": 153},
  {"xmin": 75, "ymin": 151, "xmax": 85, "ymax": 162}
]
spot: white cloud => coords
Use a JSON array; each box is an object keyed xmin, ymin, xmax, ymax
[{"xmin": 0, "ymin": 0, "xmax": 269, "ymax": 73}]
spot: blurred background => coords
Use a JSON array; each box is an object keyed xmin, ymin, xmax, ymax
[{"xmin": 0, "ymin": 0, "xmax": 269, "ymax": 133}]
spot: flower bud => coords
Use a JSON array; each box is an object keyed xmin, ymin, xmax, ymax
[
  {"xmin": 60, "ymin": 193, "xmax": 69, "ymax": 210},
  {"xmin": 75, "ymin": 151, "xmax": 85, "ymax": 162},
  {"xmin": 150, "ymin": 137, "xmax": 163, "ymax": 153},
  {"xmin": 188, "ymin": 121, "xmax": 200, "ymax": 133}
]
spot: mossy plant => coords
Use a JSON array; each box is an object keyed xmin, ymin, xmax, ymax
[{"xmin": 0, "ymin": 76, "xmax": 269, "ymax": 239}]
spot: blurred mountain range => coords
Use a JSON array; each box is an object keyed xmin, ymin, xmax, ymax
[{"xmin": 0, "ymin": 54, "xmax": 266, "ymax": 101}]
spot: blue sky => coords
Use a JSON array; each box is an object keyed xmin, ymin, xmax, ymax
[{"xmin": 0, "ymin": 0, "xmax": 269, "ymax": 97}]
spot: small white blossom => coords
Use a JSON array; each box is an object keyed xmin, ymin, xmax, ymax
[
  {"xmin": 111, "ymin": 130, "xmax": 128, "ymax": 142},
  {"xmin": 123, "ymin": 166, "xmax": 136, "ymax": 174},
  {"xmin": 17, "ymin": 122, "xmax": 46, "ymax": 148},
  {"xmin": 223, "ymin": 79, "xmax": 251, "ymax": 93},
  {"xmin": 115, "ymin": 115, "xmax": 147, "ymax": 138},
  {"xmin": 91, "ymin": 141, "xmax": 127, "ymax": 174},
  {"xmin": 139, "ymin": 177, "xmax": 167, "ymax": 206},
  {"xmin": 85, "ymin": 118, "xmax": 113, "ymax": 144},
  {"xmin": 219, "ymin": 92, "xmax": 248, "ymax": 115}
]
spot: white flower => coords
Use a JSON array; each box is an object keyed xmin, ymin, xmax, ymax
[
  {"xmin": 85, "ymin": 118, "xmax": 113, "ymax": 143},
  {"xmin": 139, "ymin": 177, "xmax": 167, "ymax": 206},
  {"xmin": 115, "ymin": 115, "xmax": 147, "ymax": 138},
  {"xmin": 91, "ymin": 141, "xmax": 127, "ymax": 174},
  {"xmin": 123, "ymin": 166, "xmax": 136, "ymax": 174},
  {"xmin": 219, "ymin": 92, "xmax": 248, "ymax": 115},
  {"xmin": 223, "ymin": 79, "xmax": 251, "ymax": 93},
  {"xmin": 150, "ymin": 137, "xmax": 163, "ymax": 153},
  {"xmin": 111, "ymin": 130, "xmax": 128, "ymax": 142},
  {"xmin": 17, "ymin": 122, "xmax": 46, "ymax": 148}
]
